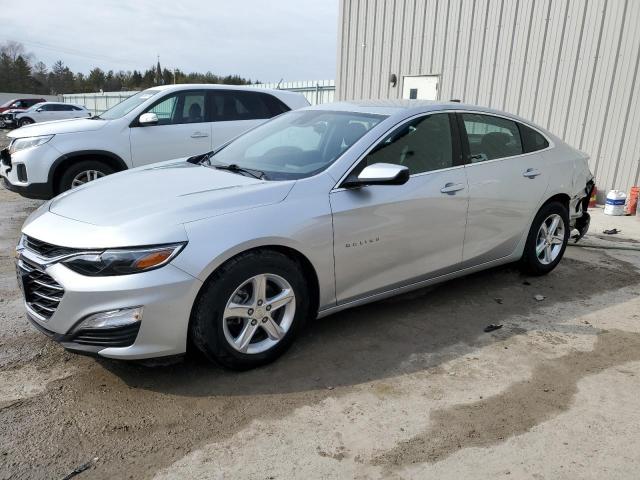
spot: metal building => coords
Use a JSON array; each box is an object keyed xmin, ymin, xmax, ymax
[{"xmin": 336, "ymin": 0, "xmax": 640, "ymax": 197}]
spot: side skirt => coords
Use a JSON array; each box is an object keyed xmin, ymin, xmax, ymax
[{"xmin": 316, "ymin": 254, "xmax": 519, "ymax": 319}]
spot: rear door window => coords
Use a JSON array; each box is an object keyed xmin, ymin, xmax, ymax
[
  {"xmin": 209, "ymin": 91, "xmax": 283, "ymax": 121},
  {"xmin": 461, "ymin": 113, "xmax": 523, "ymax": 162}
]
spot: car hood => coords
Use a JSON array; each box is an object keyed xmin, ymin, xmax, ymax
[
  {"xmin": 8, "ymin": 117, "xmax": 108, "ymax": 137},
  {"xmin": 48, "ymin": 160, "xmax": 295, "ymax": 228}
]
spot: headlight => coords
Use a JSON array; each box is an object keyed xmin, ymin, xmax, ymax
[
  {"xmin": 9, "ymin": 135, "xmax": 54, "ymax": 155},
  {"xmin": 62, "ymin": 243, "xmax": 186, "ymax": 276}
]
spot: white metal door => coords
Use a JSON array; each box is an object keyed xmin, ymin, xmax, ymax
[{"xmin": 402, "ymin": 75, "xmax": 439, "ymax": 100}]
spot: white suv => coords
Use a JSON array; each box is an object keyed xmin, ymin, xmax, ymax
[
  {"xmin": 0, "ymin": 84, "xmax": 309, "ymax": 199},
  {"xmin": 14, "ymin": 102, "xmax": 91, "ymax": 127}
]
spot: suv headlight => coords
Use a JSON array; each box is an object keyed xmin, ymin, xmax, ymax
[
  {"xmin": 62, "ymin": 243, "xmax": 186, "ymax": 276},
  {"xmin": 9, "ymin": 135, "xmax": 54, "ymax": 155}
]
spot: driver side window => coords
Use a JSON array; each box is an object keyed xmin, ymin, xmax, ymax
[
  {"xmin": 144, "ymin": 91, "xmax": 207, "ymax": 125},
  {"xmin": 362, "ymin": 113, "xmax": 454, "ymax": 175}
]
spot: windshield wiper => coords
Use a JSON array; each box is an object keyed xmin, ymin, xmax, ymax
[{"xmin": 214, "ymin": 163, "xmax": 266, "ymax": 180}]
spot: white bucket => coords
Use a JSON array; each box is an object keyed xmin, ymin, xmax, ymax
[{"xmin": 604, "ymin": 190, "xmax": 627, "ymax": 216}]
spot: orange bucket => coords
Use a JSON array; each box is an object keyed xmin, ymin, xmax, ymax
[{"xmin": 626, "ymin": 186, "xmax": 639, "ymax": 215}]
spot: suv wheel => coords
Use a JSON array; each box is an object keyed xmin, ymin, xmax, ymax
[
  {"xmin": 58, "ymin": 160, "xmax": 114, "ymax": 193},
  {"xmin": 18, "ymin": 118, "xmax": 34, "ymax": 127},
  {"xmin": 520, "ymin": 201, "xmax": 570, "ymax": 275},
  {"xmin": 190, "ymin": 250, "xmax": 309, "ymax": 370}
]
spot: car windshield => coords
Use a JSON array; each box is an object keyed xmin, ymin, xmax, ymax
[
  {"xmin": 98, "ymin": 89, "xmax": 162, "ymax": 120},
  {"xmin": 29, "ymin": 103, "xmax": 45, "ymax": 111},
  {"xmin": 207, "ymin": 110, "xmax": 386, "ymax": 180}
]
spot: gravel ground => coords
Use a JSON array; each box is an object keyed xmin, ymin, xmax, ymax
[{"xmin": 1, "ymin": 152, "xmax": 640, "ymax": 479}]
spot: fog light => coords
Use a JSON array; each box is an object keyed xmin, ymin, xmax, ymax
[{"xmin": 74, "ymin": 307, "xmax": 143, "ymax": 331}]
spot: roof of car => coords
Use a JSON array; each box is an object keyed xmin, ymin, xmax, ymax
[
  {"xmin": 32, "ymin": 101, "xmax": 85, "ymax": 106},
  {"xmin": 307, "ymin": 99, "xmax": 554, "ymax": 136},
  {"xmin": 309, "ymin": 99, "xmax": 511, "ymax": 114},
  {"xmin": 146, "ymin": 83, "xmax": 287, "ymax": 95}
]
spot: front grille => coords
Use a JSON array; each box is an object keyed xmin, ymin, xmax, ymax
[
  {"xmin": 18, "ymin": 259, "xmax": 64, "ymax": 320},
  {"xmin": 24, "ymin": 235, "xmax": 80, "ymax": 258},
  {"xmin": 71, "ymin": 323, "xmax": 140, "ymax": 347}
]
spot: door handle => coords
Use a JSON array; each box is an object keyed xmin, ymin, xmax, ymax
[
  {"xmin": 440, "ymin": 182, "xmax": 465, "ymax": 194},
  {"xmin": 523, "ymin": 168, "xmax": 541, "ymax": 178},
  {"xmin": 191, "ymin": 132, "xmax": 209, "ymax": 138}
]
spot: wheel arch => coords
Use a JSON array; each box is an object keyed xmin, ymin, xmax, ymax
[
  {"xmin": 186, "ymin": 244, "xmax": 321, "ymax": 352},
  {"xmin": 540, "ymin": 193, "xmax": 571, "ymax": 211},
  {"xmin": 50, "ymin": 150, "xmax": 128, "ymax": 195}
]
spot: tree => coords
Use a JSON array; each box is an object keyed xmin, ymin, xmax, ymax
[
  {"xmin": 0, "ymin": 40, "xmax": 33, "ymax": 63},
  {"xmin": 48, "ymin": 60, "xmax": 74, "ymax": 94},
  {"xmin": 0, "ymin": 41, "xmax": 253, "ymax": 94},
  {"xmin": 87, "ymin": 67, "xmax": 106, "ymax": 91},
  {"xmin": 155, "ymin": 57, "xmax": 163, "ymax": 86}
]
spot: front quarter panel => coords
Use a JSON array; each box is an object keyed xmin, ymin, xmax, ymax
[{"xmin": 174, "ymin": 173, "xmax": 337, "ymax": 311}]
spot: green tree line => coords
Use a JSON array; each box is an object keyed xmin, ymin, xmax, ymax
[{"xmin": 0, "ymin": 41, "xmax": 255, "ymax": 95}]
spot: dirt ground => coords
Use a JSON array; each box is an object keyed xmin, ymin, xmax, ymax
[{"xmin": 1, "ymin": 134, "xmax": 640, "ymax": 479}]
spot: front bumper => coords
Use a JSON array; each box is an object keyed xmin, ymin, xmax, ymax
[
  {"xmin": 2, "ymin": 176, "xmax": 54, "ymax": 199},
  {"xmin": 17, "ymin": 248, "xmax": 203, "ymax": 360},
  {"xmin": 0, "ymin": 142, "xmax": 63, "ymax": 199},
  {"xmin": 0, "ymin": 113, "xmax": 17, "ymax": 128}
]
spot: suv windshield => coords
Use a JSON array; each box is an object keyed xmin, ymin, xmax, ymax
[
  {"xmin": 207, "ymin": 110, "xmax": 386, "ymax": 180},
  {"xmin": 98, "ymin": 89, "xmax": 162, "ymax": 120}
]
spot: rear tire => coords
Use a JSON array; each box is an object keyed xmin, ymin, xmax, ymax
[
  {"xmin": 190, "ymin": 250, "xmax": 309, "ymax": 370},
  {"xmin": 58, "ymin": 160, "xmax": 114, "ymax": 193},
  {"xmin": 520, "ymin": 201, "xmax": 570, "ymax": 276}
]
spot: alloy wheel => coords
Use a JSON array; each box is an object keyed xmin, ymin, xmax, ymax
[
  {"xmin": 71, "ymin": 169, "xmax": 105, "ymax": 188},
  {"xmin": 222, "ymin": 273, "xmax": 296, "ymax": 354},
  {"xmin": 535, "ymin": 213, "xmax": 565, "ymax": 265}
]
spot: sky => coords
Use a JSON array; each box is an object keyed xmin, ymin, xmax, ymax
[{"xmin": 0, "ymin": 0, "xmax": 338, "ymax": 83}]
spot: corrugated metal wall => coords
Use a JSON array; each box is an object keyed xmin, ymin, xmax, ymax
[{"xmin": 336, "ymin": 0, "xmax": 640, "ymax": 196}]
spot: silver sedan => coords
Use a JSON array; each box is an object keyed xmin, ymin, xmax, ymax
[{"xmin": 16, "ymin": 101, "xmax": 594, "ymax": 369}]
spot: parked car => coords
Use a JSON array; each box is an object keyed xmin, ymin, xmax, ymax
[
  {"xmin": 0, "ymin": 84, "xmax": 309, "ymax": 199},
  {"xmin": 0, "ymin": 98, "xmax": 47, "ymax": 128},
  {"xmin": 15, "ymin": 101, "xmax": 594, "ymax": 369},
  {"xmin": 11, "ymin": 102, "xmax": 91, "ymax": 127}
]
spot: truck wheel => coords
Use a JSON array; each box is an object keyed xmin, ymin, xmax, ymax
[{"xmin": 58, "ymin": 160, "xmax": 114, "ymax": 193}]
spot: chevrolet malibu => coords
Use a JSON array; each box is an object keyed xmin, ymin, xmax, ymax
[{"xmin": 16, "ymin": 101, "xmax": 594, "ymax": 369}]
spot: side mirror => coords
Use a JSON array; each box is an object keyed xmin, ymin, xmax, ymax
[
  {"xmin": 138, "ymin": 112, "xmax": 159, "ymax": 126},
  {"xmin": 343, "ymin": 163, "xmax": 410, "ymax": 188},
  {"xmin": 36, "ymin": 108, "xmax": 43, "ymax": 112}
]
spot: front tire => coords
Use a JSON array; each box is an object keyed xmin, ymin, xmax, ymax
[
  {"xmin": 18, "ymin": 118, "xmax": 34, "ymax": 127},
  {"xmin": 58, "ymin": 160, "xmax": 114, "ymax": 193},
  {"xmin": 190, "ymin": 250, "xmax": 309, "ymax": 370},
  {"xmin": 520, "ymin": 201, "xmax": 570, "ymax": 275}
]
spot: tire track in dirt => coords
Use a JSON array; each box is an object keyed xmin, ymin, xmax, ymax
[{"xmin": 372, "ymin": 328, "xmax": 640, "ymax": 468}]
